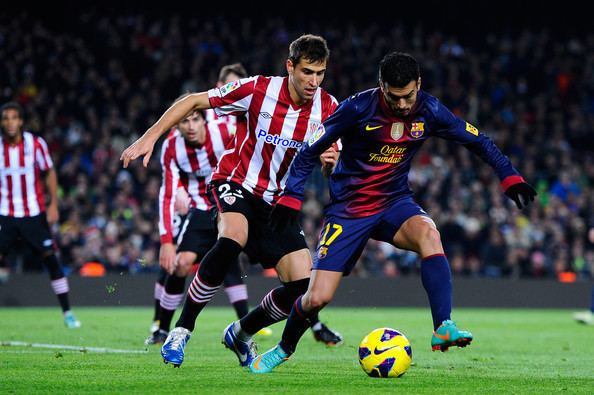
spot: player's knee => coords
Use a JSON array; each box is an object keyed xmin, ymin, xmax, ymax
[
  {"xmin": 307, "ymin": 290, "xmax": 332, "ymax": 311},
  {"xmin": 175, "ymin": 254, "xmax": 194, "ymax": 276},
  {"xmin": 219, "ymin": 228, "xmax": 248, "ymax": 246},
  {"xmin": 421, "ymin": 226, "xmax": 442, "ymax": 250}
]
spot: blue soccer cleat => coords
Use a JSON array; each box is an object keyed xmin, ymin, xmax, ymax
[
  {"xmin": 161, "ymin": 327, "xmax": 191, "ymax": 367},
  {"xmin": 249, "ymin": 344, "xmax": 289, "ymax": 374},
  {"xmin": 64, "ymin": 311, "xmax": 81, "ymax": 329},
  {"xmin": 221, "ymin": 322, "xmax": 257, "ymax": 367},
  {"xmin": 431, "ymin": 319, "xmax": 473, "ymax": 352}
]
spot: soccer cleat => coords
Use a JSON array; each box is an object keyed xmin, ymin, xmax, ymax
[
  {"xmin": 150, "ymin": 320, "xmax": 160, "ymax": 333},
  {"xmin": 161, "ymin": 327, "xmax": 191, "ymax": 367},
  {"xmin": 249, "ymin": 344, "xmax": 289, "ymax": 374},
  {"xmin": 256, "ymin": 327, "xmax": 273, "ymax": 337},
  {"xmin": 221, "ymin": 322, "xmax": 257, "ymax": 367},
  {"xmin": 573, "ymin": 311, "xmax": 594, "ymax": 325},
  {"xmin": 312, "ymin": 323, "xmax": 343, "ymax": 346},
  {"xmin": 145, "ymin": 329, "xmax": 168, "ymax": 345},
  {"xmin": 431, "ymin": 319, "xmax": 473, "ymax": 352},
  {"xmin": 64, "ymin": 311, "xmax": 81, "ymax": 329}
]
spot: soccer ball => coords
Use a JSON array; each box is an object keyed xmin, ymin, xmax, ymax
[{"xmin": 358, "ymin": 327, "xmax": 412, "ymax": 378}]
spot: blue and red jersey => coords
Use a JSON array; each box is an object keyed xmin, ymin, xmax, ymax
[{"xmin": 284, "ymin": 88, "xmax": 523, "ymax": 218}]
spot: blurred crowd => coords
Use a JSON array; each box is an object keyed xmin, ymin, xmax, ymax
[{"xmin": 1, "ymin": 10, "xmax": 593, "ymax": 280}]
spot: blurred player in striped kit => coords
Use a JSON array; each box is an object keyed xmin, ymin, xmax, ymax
[
  {"xmin": 146, "ymin": 64, "xmax": 257, "ymax": 345},
  {"xmin": 122, "ymin": 34, "xmax": 342, "ymax": 367},
  {"xmin": 0, "ymin": 102, "xmax": 80, "ymax": 328}
]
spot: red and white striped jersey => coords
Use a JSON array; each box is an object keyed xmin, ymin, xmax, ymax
[
  {"xmin": 158, "ymin": 122, "xmax": 233, "ymax": 243},
  {"xmin": 208, "ymin": 75, "xmax": 337, "ymax": 204},
  {"xmin": 205, "ymin": 108, "xmax": 237, "ymax": 137},
  {"xmin": 0, "ymin": 131, "xmax": 53, "ymax": 217}
]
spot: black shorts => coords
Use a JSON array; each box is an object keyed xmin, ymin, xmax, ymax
[
  {"xmin": 209, "ymin": 180, "xmax": 308, "ymax": 269},
  {"xmin": 171, "ymin": 212, "xmax": 188, "ymax": 245},
  {"xmin": 0, "ymin": 214, "xmax": 54, "ymax": 255},
  {"xmin": 176, "ymin": 208, "xmax": 218, "ymax": 260}
]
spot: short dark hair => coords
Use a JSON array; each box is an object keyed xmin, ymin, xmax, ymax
[
  {"xmin": 0, "ymin": 102, "xmax": 24, "ymax": 119},
  {"xmin": 218, "ymin": 63, "xmax": 248, "ymax": 83},
  {"xmin": 379, "ymin": 52, "xmax": 420, "ymax": 88},
  {"xmin": 288, "ymin": 34, "xmax": 329, "ymax": 66}
]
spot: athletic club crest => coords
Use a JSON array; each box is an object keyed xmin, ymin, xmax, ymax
[
  {"xmin": 308, "ymin": 121, "xmax": 320, "ymax": 135},
  {"xmin": 224, "ymin": 196, "xmax": 236, "ymax": 205},
  {"xmin": 410, "ymin": 122, "xmax": 425, "ymax": 138},
  {"xmin": 390, "ymin": 122, "xmax": 404, "ymax": 141}
]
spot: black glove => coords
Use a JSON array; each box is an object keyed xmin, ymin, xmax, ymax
[
  {"xmin": 269, "ymin": 196, "xmax": 301, "ymax": 232},
  {"xmin": 504, "ymin": 182, "xmax": 537, "ymax": 209}
]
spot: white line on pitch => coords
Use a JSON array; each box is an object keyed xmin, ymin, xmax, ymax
[{"xmin": 1, "ymin": 341, "xmax": 148, "ymax": 354}]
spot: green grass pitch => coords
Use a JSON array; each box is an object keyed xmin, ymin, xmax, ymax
[{"xmin": 1, "ymin": 307, "xmax": 593, "ymax": 394}]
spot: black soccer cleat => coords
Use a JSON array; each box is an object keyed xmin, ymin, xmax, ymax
[
  {"xmin": 312, "ymin": 323, "xmax": 343, "ymax": 346},
  {"xmin": 145, "ymin": 329, "xmax": 169, "ymax": 345}
]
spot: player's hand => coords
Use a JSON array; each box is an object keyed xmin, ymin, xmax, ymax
[
  {"xmin": 175, "ymin": 188, "xmax": 191, "ymax": 215},
  {"xmin": 159, "ymin": 243, "xmax": 177, "ymax": 274},
  {"xmin": 320, "ymin": 142, "xmax": 339, "ymax": 177},
  {"xmin": 120, "ymin": 133, "xmax": 158, "ymax": 168},
  {"xmin": 46, "ymin": 203, "xmax": 59, "ymax": 225},
  {"xmin": 269, "ymin": 196, "xmax": 302, "ymax": 232},
  {"xmin": 504, "ymin": 182, "xmax": 537, "ymax": 209}
]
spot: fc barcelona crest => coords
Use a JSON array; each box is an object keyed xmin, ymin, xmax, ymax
[
  {"xmin": 224, "ymin": 196, "xmax": 236, "ymax": 205},
  {"xmin": 317, "ymin": 246, "xmax": 328, "ymax": 259},
  {"xmin": 390, "ymin": 122, "xmax": 404, "ymax": 141},
  {"xmin": 410, "ymin": 122, "xmax": 425, "ymax": 138}
]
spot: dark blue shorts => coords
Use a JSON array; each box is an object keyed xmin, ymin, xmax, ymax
[{"xmin": 313, "ymin": 196, "xmax": 427, "ymax": 275}]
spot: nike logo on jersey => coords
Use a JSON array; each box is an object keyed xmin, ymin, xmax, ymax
[
  {"xmin": 373, "ymin": 346, "xmax": 398, "ymax": 355},
  {"xmin": 365, "ymin": 124, "xmax": 383, "ymax": 131}
]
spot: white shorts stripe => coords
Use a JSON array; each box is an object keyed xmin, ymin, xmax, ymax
[{"xmin": 176, "ymin": 215, "xmax": 191, "ymax": 248}]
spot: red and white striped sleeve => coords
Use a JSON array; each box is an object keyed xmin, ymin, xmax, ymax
[
  {"xmin": 158, "ymin": 137, "xmax": 180, "ymax": 244},
  {"xmin": 207, "ymin": 76, "xmax": 259, "ymax": 117},
  {"xmin": 34, "ymin": 136, "xmax": 54, "ymax": 171}
]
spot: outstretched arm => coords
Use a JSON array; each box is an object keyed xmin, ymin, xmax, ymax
[
  {"xmin": 120, "ymin": 92, "xmax": 211, "ymax": 168},
  {"xmin": 433, "ymin": 103, "xmax": 536, "ymax": 209}
]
